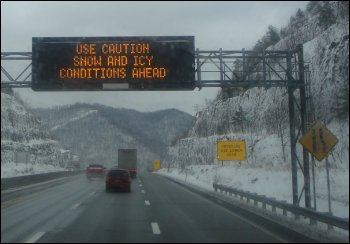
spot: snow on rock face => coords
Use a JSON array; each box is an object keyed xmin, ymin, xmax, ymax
[
  {"xmin": 304, "ymin": 28, "xmax": 348, "ymax": 123},
  {"xmin": 165, "ymin": 5, "xmax": 349, "ymax": 170},
  {"xmin": 1, "ymin": 92, "xmax": 69, "ymax": 177},
  {"xmin": 162, "ymin": 3, "xmax": 349, "ymax": 219},
  {"xmin": 272, "ymin": 20, "xmax": 349, "ymax": 123},
  {"xmin": 164, "ymin": 132, "xmax": 293, "ymax": 170}
]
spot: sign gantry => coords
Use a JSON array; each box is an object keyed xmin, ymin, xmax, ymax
[{"xmin": 1, "ymin": 39, "xmax": 311, "ymax": 208}]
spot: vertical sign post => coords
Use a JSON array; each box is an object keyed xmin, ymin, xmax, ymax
[{"xmin": 299, "ymin": 121, "xmax": 338, "ymax": 219}]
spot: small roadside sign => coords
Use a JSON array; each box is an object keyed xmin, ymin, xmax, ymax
[
  {"xmin": 217, "ymin": 140, "xmax": 246, "ymax": 161},
  {"xmin": 153, "ymin": 160, "xmax": 161, "ymax": 171},
  {"xmin": 299, "ymin": 121, "xmax": 338, "ymax": 161}
]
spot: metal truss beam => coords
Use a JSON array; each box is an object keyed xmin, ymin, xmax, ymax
[{"xmin": 1, "ymin": 46, "xmax": 311, "ymax": 208}]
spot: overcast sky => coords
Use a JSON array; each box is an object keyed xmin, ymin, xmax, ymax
[{"xmin": 1, "ymin": 1, "xmax": 308, "ymax": 115}]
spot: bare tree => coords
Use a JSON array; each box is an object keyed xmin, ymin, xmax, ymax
[{"xmin": 264, "ymin": 89, "xmax": 289, "ymax": 161}]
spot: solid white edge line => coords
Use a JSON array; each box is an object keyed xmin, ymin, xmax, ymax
[
  {"xmin": 151, "ymin": 222, "xmax": 161, "ymax": 234},
  {"xmin": 169, "ymin": 178, "xmax": 287, "ymax": 243},
  {"xmin": 24, "ymin": 231, "xmax": 46, "ymax": 243},
  {"xmin": 145, "ymin": 200, "xmax": 150, "ymax": 205}
]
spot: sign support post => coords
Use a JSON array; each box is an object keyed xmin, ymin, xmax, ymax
[
  {"xmin": 325, "ymin": 156, "xmax": 332, "ymax": 215},
  {"xmin": 299, "ymin": 120, "xmax": 338, "ymax": 224},
  {"xmin": 326, "ymin": 155, "xmax": 333, "ymax": 230}
]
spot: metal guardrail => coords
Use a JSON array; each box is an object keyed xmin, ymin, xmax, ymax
[{"xmin": 213, "ymin": 183, "xmax": 349, "ymax": 231}]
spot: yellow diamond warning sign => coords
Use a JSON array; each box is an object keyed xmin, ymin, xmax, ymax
[
  {"xmin": 217, "ymin": 141, "xmax": 246, "ymax": 161},
  {"xmin": 299, "ymin": 121, "xmax": 338, "ymax": 161}
]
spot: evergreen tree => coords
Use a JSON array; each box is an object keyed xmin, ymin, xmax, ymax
[
  {"xmin": 289, "ymin": 16, "xmax": 296, "ymax": 25},
  {"xmin": 266, "ymin": 25, "xmax": 281, "ymax": 46},
  {"xmin": 334, "ymin": 79, "xmax": 349, "ymax": 121},
  {"xmin": 296, "ymin": 8, "xmax": 305, "ymax": 20},
  {"xmin": 231, "ymin": 106, "xmax": 246, "ymax": 133},
  {"xmin": 280, "ymin": 27, "xmax": 288, "ymax": 39},
  {"xmin": 337, "ymin": 1, "xmax": 349, "ymax": 21},
  {"xmin": 1, "ymin": 87, "xmax": 14, "ymax": 95},
  {"xmin": 318, "ymin": 1, "xmax": 336, "ymax": 28},
  {"xmin": 253, "ymin": 39, "xmax": 264, "ymax": 52},
  {"xmin": 306, "ymin": 1, "xmax": 321, "ymax": 15}
]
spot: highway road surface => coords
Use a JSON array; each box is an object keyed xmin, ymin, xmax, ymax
[{"xmin": 1, "ymin": 172, "xmax": 312, "ymax": 243}]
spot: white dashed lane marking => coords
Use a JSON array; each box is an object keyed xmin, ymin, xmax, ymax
[
  {"xmin": 24, "ymin": 231, "xmax": 46, "ymax": 243},
  {"xmin": 145, "ymin": 200, "xmax": 150, "ymax": 205},
  {"xmin": 141, "ymin": 190, "xmax": 145, "ymax": 193},
  {"xmin": 71, "ymin": 203, "xmax": 80, "ymax": 209},
  {"xmin": 151, "ymin": 222, "xmax": 161, "ymax": 235}
]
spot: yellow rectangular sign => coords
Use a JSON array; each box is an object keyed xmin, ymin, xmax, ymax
[
  {"xmin": 217, "ymin": 141, "xmax": 246, "ymax": 161},
  {"xmin": 153, "ymin": 160, "xmax": 161, "ymax": 171}
]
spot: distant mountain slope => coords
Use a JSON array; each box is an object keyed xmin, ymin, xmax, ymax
[{"xmin": 32, "ymin": 104, "xmax": 194, "ymax": 170}]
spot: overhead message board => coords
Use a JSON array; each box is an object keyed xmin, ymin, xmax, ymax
[{"xmin": 32, "ymin": 36, "xmax": 195, "ymax": 91}]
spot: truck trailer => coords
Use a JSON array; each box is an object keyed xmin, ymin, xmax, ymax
[{"xmin": 118, "ymin": 149, "xmax": 137, "ymax": 178}]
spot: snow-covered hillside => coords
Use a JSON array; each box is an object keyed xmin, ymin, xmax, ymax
[
  {"xmin": 162, "ymin": 1, "xmax": 349, "ymax": 219},
  {"xmin": 273, "ymin": 16, "xmax": 349, "ymax": 124},
  {"xmin": 1, "ymin": 92, "xmax": 69, "ymax": 178}
]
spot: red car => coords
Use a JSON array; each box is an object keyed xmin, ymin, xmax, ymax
[
  {"xmin": 86, "ymin": 164, "xmax": 106, "ymax": 180},
  {"xmin": 105, "ymin": 168, "xmax": 131, "ymax": 192},
  {"xmin": 129, "ymin": 169, "xmax": 137, "ymax": 179}
]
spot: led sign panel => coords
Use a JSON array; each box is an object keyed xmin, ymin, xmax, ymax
[{"xmin": 32, "ymin": 36, "xmax": 195, "ymax": 91}]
